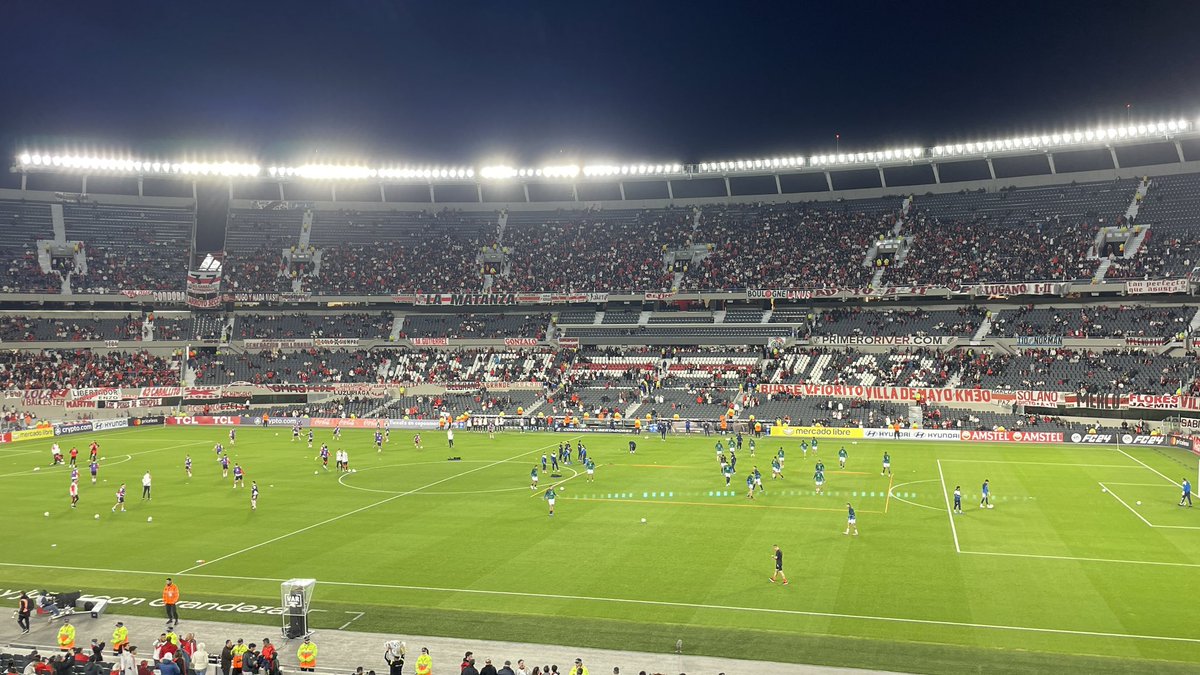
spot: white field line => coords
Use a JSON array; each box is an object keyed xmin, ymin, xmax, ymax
[
  {"xmin": 960, "ymin": 549, "xmax": 1200, "ymax": 569},
  {"xmin": 1098, "ymin": 482, "xmax": 1153, "ymax": 527},
  {"xmin": 1, "ymin": 559, "xmax": 1199, "ymax": 646},
  {"xmin": 0, "ymin": 441, "xmax": 210, "ymax": 480},
  {"xmin": 887, "ymin": 479, "xmax": 941, "ymax": 511},
  {"xmin": 1115, "ymin": 447, "xmax": 1186, "ymax": 490},
  {"xmin": 938, "ymin": 459, "xmax": 1142, "ymax": 468},
  {"xmin": 936, "ymin": 460, "xmax": 960, "ymax": 553},
  {"xmin": 175, "ymin": 436, "xmax": 580, "ymax": 574}
]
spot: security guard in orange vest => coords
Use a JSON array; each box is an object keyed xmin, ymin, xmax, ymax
[
  {"xmin": 297, "ymin": 639, "xmax": 317, "ymax": 672},
  {"xmin": 163, "ymin": 577, "xmax": 180, "ymax": 626},
  {"xmin": 112, "ymin": 622, "xmax": 129, "ymax": 653}
]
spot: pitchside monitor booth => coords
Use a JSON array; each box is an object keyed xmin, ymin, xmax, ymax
[{"xmin": 282, "ymin": 578, "xmax": 316, "ymax": 639}]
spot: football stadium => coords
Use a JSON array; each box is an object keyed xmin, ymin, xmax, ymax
[{"xmin": 3, "ymin": 4, "xmax": 1200, "ymax": 675}]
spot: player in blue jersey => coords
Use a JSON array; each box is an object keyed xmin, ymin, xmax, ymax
[
  {"xmin": 375, "ymin": 431, "xmax": 383, "ymax": 452},
  {"xmin": 814, "ymin": 466, "xmax": 825, "ymax": 494},
  {"xmin": 185, "ymin": 455, "xmax": 192, "ymax": 479},
  {"xmin": 881, "ymin": 452, "xmax": 892, "ymax": 476},
  {"xmin": 735, "ymin": 432, "xmax": 743, "ymax": 451},
  {"xmin": 229, "ymin": 427, "xmax": 236, "ymax": 445},
  {"xmin": 628, "ymin": 439, "xmax": 636, "ymax": 454},
  {"xmin": 844, "ymin": 503, "xmax": 859, "ymax": 535},
  {"xmin": 980, "ymin": 479, "xmax": 991, "ymax": 508},
  {"xmin": 70, "ymin": 466, "xmax": 79, "ymax": 483},
  {"xmin": 550, "ymin": 450, "xmax": 559, "ymax": 472},
  {"xmin": 89, "ymin": 459, "xmax": 99, "ymax": 484},
  {"xmin": 333, "ymin": 424, "xmax": 341, "ymax": 440},
  {"xmin": 319, "ymin": 444, "xmax": 330, "ymax": 470},
  {"xmin": 578, "ymin": 442, "xmax": 586, "ymax": 463},
  {"xmin": 251, "ymin": 481, "xmax": 259, "ymax": 510},
  {"xmin": 292, "ymin": 423, "xmax": 301, "ymax": 441},
  {"xmin": 220, "ymin": 454, "xmax": 230, "ymax": 478},
  {"xmin": 214, "ymin": 442, "xmax": 223, "ymax": 457},
  {"xmin": 1181, "ymin": 478, "xmax": 1193, "ymax": 507},
  {"xmin": 530, "ymin": 467, "xmax": 539, "ymax": 490},
  {"xmin": 111, "ymin": 483, "xmax": 126, "ymax": 512},
  {"xmin": 746, "ymin": 473, "xmax": 756, "ymax": 500},
  {"xmin": 838, "ymin": 446, "xmax": 848, "ymax": 469},
  {"xmin": 543, "ymin": 487, "xmax": 557, "ymax": 516},
  {"xmin": 233, "ymin": 463, "xmax": 244, "ymax": 487},
  {"xmin": 953, "ymin": 485, "xmax": 962, "ymax": 513},
  {"xmin": 729, "ymin": 447, "xmax": 738, "ymax": 473},
  {"xmin": 585, "ymin": 458, "xmax": 596, "ymax": 482},
  {"xmin": 541, "ymin": 453, "xmax": 548, "ymax": 472}
]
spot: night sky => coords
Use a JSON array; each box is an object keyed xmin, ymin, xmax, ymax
[{"xmin": 5, "ymin": 0, "xmax": 1200, "ymax": 167}]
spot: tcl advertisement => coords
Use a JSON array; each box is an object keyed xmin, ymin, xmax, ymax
[{"xmin": 166, "ymin": 415, "xmax": 244, "ymax": 426}]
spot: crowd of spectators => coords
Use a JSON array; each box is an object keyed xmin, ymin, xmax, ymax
[
  {"xmin": 235, "ymin": 313, "xmax": 394, "ymax": 340},
  {"xmin": 306, "ymin": 235, "xmax": 486, "ymax": 295},
  {"xmin": 1104, "ymin": 226, "xmax": 1200, "ymax": 280},
  {"xmin": 0, "ymin": 248, "xmax": 59, "ymax": 294},
  {"xmin": 683, "ymin": 206, "xmax": 892, "ymax": 290},
  {"xmin": 990, "ymin": 304, "xmax": 1191, "ymax": 339},
  {"xmin": 812, "ymin": 306, "xmax": 984, "ymax": 337},
  {"xmin": 890, "ymin": 213, "xmax": 1099, "ymax": 287},
  {"xmin": 400, "ymin": 313, "xmax": 547, "ymax": 340},
  {"xmin": 189, "ymin": 349, "xmax": 388, "ymax": 386},
  {"xmin": 222, "ymin": 241, "xmax": 291, "ymax": 294},
  {"xmin": 0, "ymin": 349, "xmax": 177, "ymax": 389},
  {"xmin": 73, "ymin": 244, "xmax": 187, "ymax": 293}
]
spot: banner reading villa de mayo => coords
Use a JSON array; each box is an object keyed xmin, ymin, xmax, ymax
[{"xmin": 758, "ymin": 383, "xmax": 1068, "ymax": 405}]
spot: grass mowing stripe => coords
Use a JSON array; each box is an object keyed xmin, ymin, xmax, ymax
[
  {"xmin": 936, "ymin": 459, "xmax": 960, "ymax": 552},
  {"xmin": 6, "ymin": 559, "xmax": 1200, "ymax": 647},
  {"xmin": 1099, "ymin": 482, "xmax": 1153, "ymax": 526},
  {"xmin": 177, "ymin": 435, "xmax": 579, "ymax": 574},
  {"xmin": 1115, "ymin": 447, "xmax": 1187, "ymax": 489}
]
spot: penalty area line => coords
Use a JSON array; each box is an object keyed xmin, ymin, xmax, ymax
[{"xmin": 1, "ymin": 559, "xmax": 1199, "ymax": 646}]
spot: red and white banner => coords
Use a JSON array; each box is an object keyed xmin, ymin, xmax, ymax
[
  {"xmin": 810, "ymin": 335, "xmax": 955, "ymax": 347},
  {"xmin": 166, "ymin": 415, "xmax": 243, "ymax": 426},
  {"xmin": 1126, "ymin": 278, "xmax": 1190, "ymax": 295},
  {"xmin": 557, "ymin": 337, "xmax": 580, "ymax": 349},
  {"xmin": 140, "ymin": 387, "xmax": 182, "ymax": 398},
  {"xmin": 503, "ymin": 338, "xmax": 540, "ymax": 347},
  {"xmin": 960, "ymin": 430, "xmax": 1064, "ymax": 443},
  {"xmin": 244, "ymin": 339, "xmax": 312, "ymax": 350},
  {"xmin": 187, "ymin": 295, "xmax": 222, "ymax": 309},
  {"xmin": 758, "ymin": 383, "xmax": 1065, "ymax": 406},
  {"xmin": 644, "ymin": 292, "xmax": 676, "ymax": 301},
  {"xmin": 181, "ymin": 387, "xmax": 223, "ymax": 400},
  {"xmin": 1128, "ymin": 394, "xmax": 1200, "ymax": 412},
  {"xmin": 111, "ymin": 397, "xmax": 164, "ymax": 409},
  {"xmin": 66, "ymin": 399, "xmax": 98, "ymax": 409},
  {"xmin": 71, "ymin": 387, "xmax": 121, "ymax": 401},
  {"xmin": 120, "ymin": 290, "xmax": 154, "ymax": 298},
  {"xmin": 410, "ymin": 337, "xmax": 449, "ymax": 347},
  {"xmin": 23, "ymin": 389, "xmax": 71, "ymax": 405},
  {"xmin": 969, "ymin": 282, "xmax": 1062, "ymax": 297},
  {"xmin": 314, "ymin": 338, "xmax": 360, "ymax": 348}
]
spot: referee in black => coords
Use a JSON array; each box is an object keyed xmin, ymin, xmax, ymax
[{"xmin": 769, "ymin": 545, "xmax": 789, "ymax": 585}]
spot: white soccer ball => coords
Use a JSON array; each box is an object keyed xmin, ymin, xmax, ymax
[
  {"xmin": 314, "ymin": 471, "xmax": 319, "ymax": 475},
  {"xmin": 1102, "ymin": 487, "xmax": 1107, "ymax": 493},
  {"xmin": 33, "ymin": 467, "xmax": 40, "ymax": 472},
  {"xmin": 641, "ymin": 518, "xmax": 647, "ymax": 523},
  {"xmin": 94, "ymin": 514, "xmax": 100, "ymax": 520},
  {"xmin": 275, "ymin": 432, "xmax": 279, "ymax": 436},
  {"xmin": 1136, "ymin": 501, "xmax": 1142, "ymax": 505},
  {"xmin": 43, "ymin": 511, "xmax": 49, "ymax": 517},
  {"xmin": 147, "ymin": 516, "xmax": 153, "ymax": 522}
]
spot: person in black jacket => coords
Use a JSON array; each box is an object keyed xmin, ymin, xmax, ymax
[
  {"xmin": 16, "ymin": 592, "xmax": 31, "ymax": 634},
  {"xmin": 219, "ymin": 641, "xmax": 233, "ymax": 675}
]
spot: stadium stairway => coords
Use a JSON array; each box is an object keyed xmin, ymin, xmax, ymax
[
  {"xmin": 389, "ymin": 315, "xmax": 405, "ymax": 340},
  {"xmin": 51, "ymin": 203, "xmax": 67, "ymax": 241},
  {"xmin": 1092, "ymin": 258, "xmax": 1113, "ymax": 283},
  {"xmin": 972, "ymin": 312, "xmax": 995, "ymax": 342},
  {"xmin": 1189, "ymin": 306, "xmax": 1200, "ymax": 335},
  {"xmin": 0, "ymin": 611, "xmax": 871, "ymax": 675},
  {"xmin": 1124, "ymin": 226, "xmax": 1151, "ymax": 258}
]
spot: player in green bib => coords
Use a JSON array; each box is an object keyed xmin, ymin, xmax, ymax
[
  {"xmin": 838, "ymin": 446, "xmax": 848, "ymax": 468},
  {"xmin": 543, "ymin": 488, "xmax": 557, "ymax": 517}
]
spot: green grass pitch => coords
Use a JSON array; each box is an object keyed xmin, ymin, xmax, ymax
[{"xmin": 2, "ymin": 426, "xmax": 1199, "ymax": 674}]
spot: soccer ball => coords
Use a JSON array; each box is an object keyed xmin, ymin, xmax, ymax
[
  {"xmin": 33, "ymin": 467, "xmax": 40, "ymax": 472},
  {"xmin": 275, "ymin": 432, "xmax": 279, "ymax": 436},
  {"xmin": 1136, "ymin": 501, "xmax": 1142, "ymax": 505},
  {"xmin": 641, "ymin": 518, "xmax": 647, "ymax": 523},
  {"xmin": 43, "ymin": 511, "xmax": 49, "ymax": 517},
  {"xmin": 1102, "ymin": 487, "xmax": 1107, "ymax": 493},
  {"xmin": 314, "ymin": 470, "xmax": 319, "ymax": 475},
  {"xmin": 94, "ymin": 514, "xmax": 99, "ymax": 520},
  {"xmin": 147, "ymin": 516, "xmax": 153, "ymax": 522}
]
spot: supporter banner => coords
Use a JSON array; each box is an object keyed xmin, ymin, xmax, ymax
[
  {"xmin": 93, "ymin": 419, "xmax": 129, "ymax": 431},
  {"xmin": 22, "ymin": 389, "xmax": 70, "ymax": 403},
  {"xmin": 503, "ymin": 338, "xmax": 540, "ymax": 347},
  {"xmin": 557, "ymin": 337, "xmax": 580, "ymax": 349},
  {"xmin": 391, "ymin": 294, "xmax": 416, "ymax": 303},
  {"xmin": 132, "ymin": 416, "xmax": 164, "ymax": 426},
  {"xmin": 960, "ymin": 430, "xmax": 1063, "ymax": 443},
  {"xmin": 1128, "ymin": 394, "xmax": 1200, "ymax": 412},
  {"xmin": 329, "ymin": 383, "xmax": 394, "ymax": 397},
  {"xmin": 1125, "ymin": 337, "xmax": 1167, "ymax": 346},
  {"xmin": 644, "ymin": 292, "xmax": 676, "ymax": 301},
  {"xmin": 140, "ymin": 387, "xmax": 182, "ymax": 398},
  {"xmin": 181, "ymin": 387, "xmax": 223, "ymax": 400},
  {"xmin": 861, "ymin": 428, "xmax": 962, "ymax": 441},
  {"xmin": 166, "ymin": 415, "xmax": 244, "ymax": 426},
  {"xmin": 970, "ymin": 282, "xmax": 1062, "ymax": 297},
  {"xmin": 411, "ymin": 337, "xmax": 449, "ymax": 346},
  {"xmin": 183, "ymin": 403, "xmax": 249, "ymax": 414},
  {"xmin": 154, "ymin": 291, "xmax": 187, "ymax": 303},
  {"xmin": 187, "ymin": 296, "xmax": 223, "ymax": 309},
  {"xmin": 65, "ymin": 400, "xmax": 98, "ymax": 409},
  {"xmin": 54, "ymin": 421, "xmax": 93, "ymax": 436},
  {"xmin": 758, "ymin": 383, "xmax": 1065, "ymax": 406},
  {"xmin": 443, "ymin": 382, "xmax": 482, "ymax": 392},
  {"xmin": 1016, "ymin": 335, "xmax": 1064, "ymax": 347},
  {"xmin": 308, "ymin": 417, "xmax": 440, "ymax": 430},
  {"xmin": 278, "ymin": 292, "xmax": 311, "ymax": 303},
  {"xmin": 244, "ymin": 339, "xmax": 314, "ymax": 350},
  {"xmin": 747, "ymin": 286, "xmax": 933, "ymax": 301},
  {"xmin": 768, "ymin": 425, "xmax": 864, "ymax": 439},
  {"xmin": 186, "ymin": 279, "xmax": 221, "ymax": 294},
  {"xmin": 314, "ymin": 338, "xmax": 360, "ymax": 348},
  {"xmin": 226, "ymin": 293, "xmax": 279, "ymax": 303},
  {"xmin": 72, "ymin": 387, "xmax": 121, "ymax": 402},
  {"xmin": 1180, "ymin": 417, "xmax": 1200, "ymax": 431},
  {"xmin": 11, "ymin": 427, "xmax": 54, "ymax": 441},
  {"xmin": 262, "ymin": 384, "xmax": 321, "ymax": 394},
  {"xmin": 104, "ymin": 340, "xmax": 119, "ymax": 348},
  {"xmin": 0, "ymin": 432, "xmax": 9, "ymax": 443},
  {"xmin": 1067, "ymin": 432, "xmax": 1120, "ymax": 444},
  {"xmin": 111, "ymin": 398, "xmax": 164, "ymax": 409},
  {"xmin": 1126, "ymin": 278, "xmax": 1191, "ymax": 295},
  {"xmin": 120, "ymin": 290, "xmax": 153, "ymax": 298},
  {"xmin": 809, "ymin": 335, "xmax": 954, "ymax": 347}
]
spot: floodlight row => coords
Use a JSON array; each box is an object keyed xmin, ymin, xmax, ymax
[
  {"xmin": 267, "ymin": 165, "xmax": 476, "ymax": 180},
  {"xmin": 932, "ymin": 120, "xmax": 1191, "ymax": 156},
  {"xmin": 17, "ymin": 153, "xmax": 259, "ymax": 177}
]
